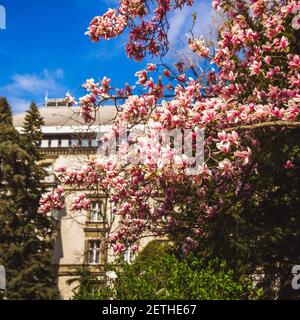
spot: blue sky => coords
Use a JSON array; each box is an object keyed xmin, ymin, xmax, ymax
[{"xmin": 0, "ymin": 0, "xmax": 212, "ymax": 114}]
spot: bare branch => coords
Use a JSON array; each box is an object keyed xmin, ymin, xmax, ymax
[{"xmin": 225, "ymin": 121, "xmax": 300, "ymax": 132}]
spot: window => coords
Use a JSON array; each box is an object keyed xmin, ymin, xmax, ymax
[
  {"xmin": 124, "ymin": 248, "xmax": 136, "ymax": 264},
  {"xmin": 71, "ymin": 139, "xmax": 79, "ymax": 147},
  {"xmin": 42, "ymin": 163, "xmax": 55, "ymax": 183},
  {"xmin": 91, "ymin": 139, "xmax": 99, "ymax": 148},
  {"xmin": 90, "ymin": 202, "xmax": 103, "ymax": 222},
  {"xmin": 41, "ymin": 140, "xmax": 49, "ymax": 148},
  {"xmin": 50, "ymin": 139, "xmax": 59, "ymax": 148},
  {"xmin": 61, "ymin": 139, "xmax": 69, "ymax": 148},
  {"xmin": 44, "ymin": 164, "xmax": 53, "ymax": 176},
  {"xmin": 81, "ymin": 139, "xmax": 89, "ymax": 148},
  {"xmin": 88, "ymin": 240, "xmax": 101, "ymax": 264}
]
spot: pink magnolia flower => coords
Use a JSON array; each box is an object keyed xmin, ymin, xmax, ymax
[
  {"xmin": 135, "ymin": 69, "xmax": 148, "ymax": 85},
  {"xmin": 39, "ymin": 186, "xmax": 65, "ymax": 214},
  {"xmin": 71, "ymin": 194, "xmax": 92, "ymax": 211},
  {"xmin": 201, "ymin": 109, "xmax": 217, "ymax": 123},
  {"xmin": 264, "ymin": 56, "xmax": 272, "ymax": 65},
  {"xmin": 284, "ymin": 160, "xmax": 295, "ymax": 169},
  {"xmin": 212, "ymin": 0, "xmax": 222, "ymax": 10},
  {"xmin": 292, "ymin": 14, "xmax": 300, "ymax": 29},
  {"xmin": 282, "ymin": 104, "xmax": 299, "ymax": 121},
  {"xmin": 217, "ymin": 131, "xmax": 227, "ymax": 141},
  {"xmin": 119, "ymin": 0, "xmax": 146, "ymax": 17},
  {"xmin": 234, "ymin": 148, "xmax": 252, "ymax": 165},
  {"xmin": 163, "ymin": 69, "xmax": 171, "ymax": 78},
  {"xmin": 178, "ymin": 74, "xmax": 186, "ymax": 82},
  {"xmin": 292, "ymin": 3, "xmax": 300, "ymax": 14},
  {"xmin": 251, "ymin": 0, "xmax": 265, "ymax": 17},
  {"xmin": 218, "ymin": 159, "xmax": 233, "ymax": 175},
  {"xmin": 288, "ymin": 54, "xmax": 300, "ymax": 69},
  {"xmin": 131, "ymin": 245, "xmax": 139, "ymax": 253},
  {"xmin": 279, "ymin": 36, "xmax": 290, "ymax": 49},
  {"xmin": 216, "ymin": 141, "xmax": 231, "ymax": 153},
  {"xmin": 249, "ymin": 60, "xmax": 262, "ymax": 76},
  {"xmin": 175, "ymin": 61, "xmax": 184, "ymax": 73},
  {"xmin": 65, "ymin": 93, "xmax": 76, "ymax": 106},
  {"xmin": 198, "ymin": 164, "xmax": 212, "ymax": 177},
  {"xmin": 188, "ymin": 36, "xmax": 210, "ymax": 58},
  {"xmin": 147, "ymin": 63, "xmax": 157, "ymax": 72},
  {"xmin": 271, "ymin": 107, "xmax": 285, "ymax": 119},
  {"xmin": 113, "ymin": 243, "xmax": 125, "ymax": 254},
  {"xmin": 86, "ymin": 9, "xmax": 128, "ymax": 41},
  {"xmin": 228, "ymin": 131, "xmax": 239, "ymax": 145},
  {"xmin": 126, "ymin": 41, "xmax": 145, "ymax": 61}
]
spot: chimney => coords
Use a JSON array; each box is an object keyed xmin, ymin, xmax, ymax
[{"xmin": 45, "ymin": 98, "xmax": 68, "ymax": 108}]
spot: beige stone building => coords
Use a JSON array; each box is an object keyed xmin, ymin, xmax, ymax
[{"xmin": 13, "ymin": 99, "xmax": 150, "ymax": 299}]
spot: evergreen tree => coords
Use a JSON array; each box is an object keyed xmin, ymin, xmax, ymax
[
  {"xmin": 23, "ymin": 102, "xmax": 44, "ymax": 160},
  {"xmin": 0, "ymin": 98, "xmax": 58, "ymax": 299}
]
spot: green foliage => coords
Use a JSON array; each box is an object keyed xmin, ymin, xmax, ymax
[
  {"xmin": 134, "ymin": 240, "xmax": 171, "ymax": 265},
  {"xmin": 196, "ymin": 128, "xmax": 300, "ymax": 300},
  {"xmin": 67, "ymin": 268, "xmax": 106, "ymax": 300},
  {"xmin": 0, "ymin": 97, "xmax": 13, "ymax": 124},
  {"xmin": 0, "ymin": 98, "xmax": 58, "ymax": 300},
  {"xmin": 73, "ymin": 241, "xmax": 260, "ymax": 300},
  {"xmin": 22, "ymin": 102, "xmax": 44, "ymax": 161}
]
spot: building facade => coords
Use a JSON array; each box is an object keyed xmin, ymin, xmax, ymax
[{"xmin": 13, "ymin": 99, "xmax": 151, "ymax": 299}]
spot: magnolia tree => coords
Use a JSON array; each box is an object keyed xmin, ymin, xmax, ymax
[{"xmin": 40, "ymin": 0, "xmax": 300, "ymax": 256}]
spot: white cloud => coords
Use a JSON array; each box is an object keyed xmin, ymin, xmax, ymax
[
  {"xmin": 168, "ymin": 6, "xmax": 194, "ymax": 44},
  {"xmin": 168, "ymin": 0, "xmax": 213, "ymax": 45},
  {"xmin": 157, "ymin": 0, "xmax": 217, "ymax": 66},
  {"xmin": 4, "ymin": 69, "xmax": 65, "ymax": 96},
  {"xmin": 7, "ymin": 97, "xmax": 31, "ymax": 114},
  {"xmin": 1, "ymin": 69, "xmax": 67, "ymax": 114}
]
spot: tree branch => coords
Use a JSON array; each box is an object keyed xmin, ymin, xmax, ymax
[{"xmin": 225, "ymin": 121, "xmax": 300, "ymax": 132}]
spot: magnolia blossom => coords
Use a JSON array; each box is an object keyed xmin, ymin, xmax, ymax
[
  {"xmin": 288, "ymin": 54, "xmax": 300, "ymax": 69},
  {"xmin": 216, "ymin": 141, "xmax": 231, "ymax": 153},
  {"xmin": 234, "ymin": 148, "xmax": 252, "ymax": 165},
  {"xmin": 79, "ymin": 94, "xmax": 96, "ymax": 123},
  {"xmin": 71, "ymin": 194, "xmax": 92, "ymax": 211},
  {"xmin": 218, "ymin": 159, "xmax": 233, "ymax": 175},
  {"xmin": 135, "ymin": 69, "xmax": 148, "ymax": 85},
  {"xmin": 86, "ymin": 9, "xmax": 128, "ymax": 41},
  {"xmin": 163, "ymin": 69, "xmax": 171, "ymax": 78},
  {"xmin": 119, "ymin": 0, "xmax": 146, "ymax": 17},
  {"xmin": 65, "ymin": 93, "xmax": 76, "ymax": 105},
  {"xmin": 249, "ymin": 60, "xmax": 262, "ymax": 76},
  {"xmin": 113, "ymin": 243, "xmax": 125, "ymax": 254},
  {"xmin": 121, "ymin": 95, "xmax": 156, "ymax": 123},
  {"xmin": 39, "ymin": 186, "xmax": 65, "ymax": 215},
  {"xmin": 292, "ymin": 14, "xmax": 300, "ymax": 29},
  {"xmin": 40, "ymin": 0, "xmax": 300, "ymax": 255},
  {"xmin": 188, "ymin": 36, "xmax": 210, "ymax": 58},
  {"xmin": 276, "ymin": 36, "xmax": 290, "ymax": 50},
  {"xmin": 284, "ymin": 160, "xmax": 295, "ymax": 169},
  {"xmin": 147, "ymin": 63, "xmax": 157, "ymax": 72},
  {"xmin": 212, "ymin": 0, "xmax": 222, "ymax": 9}
]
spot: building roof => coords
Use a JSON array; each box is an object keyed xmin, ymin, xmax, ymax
[{"xmin": 13, "ymin": 105, "xmax": 118, "ymax": 134}]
